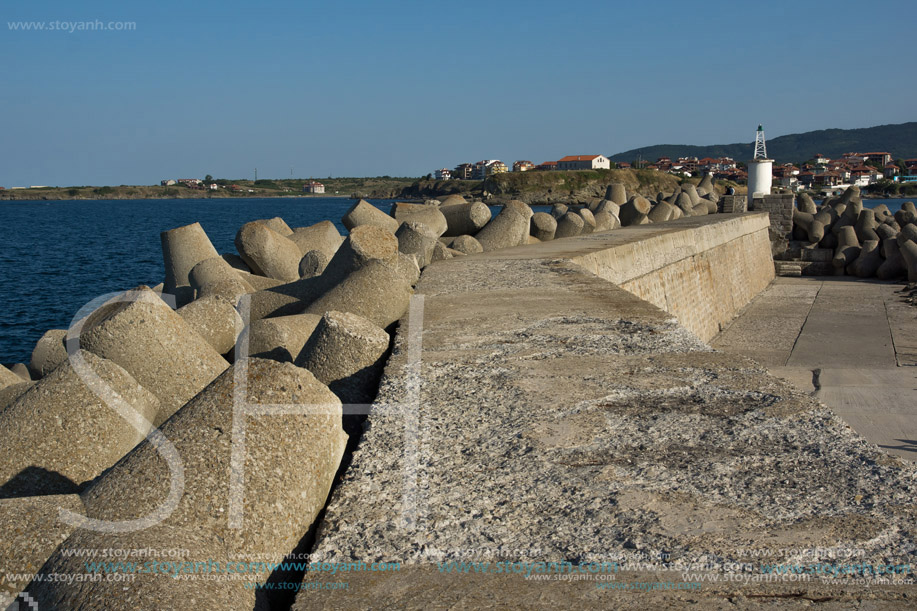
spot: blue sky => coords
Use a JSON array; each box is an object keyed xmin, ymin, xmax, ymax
[{"xmin": 1, "ymin": 0, "xmax": 914, "ymax": 185}]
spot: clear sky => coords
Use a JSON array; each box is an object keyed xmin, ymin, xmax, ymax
[{"xmin": 2, "ymin": 0, "xmax": 914, "ymax": 186}]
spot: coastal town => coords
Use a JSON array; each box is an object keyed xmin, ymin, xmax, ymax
[{"xmin": 433, "ymin": 151, "xmax": 917, "ymax": 194}]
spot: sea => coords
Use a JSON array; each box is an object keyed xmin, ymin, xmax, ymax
[{"xmin": 0, "ymin": 196, "xmax": 911, "ymax": 364}]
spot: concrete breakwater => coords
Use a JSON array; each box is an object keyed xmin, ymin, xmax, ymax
[
  {"xmin": 777, "ymin": 186, "xmax": 917, "ymax": 280},
  {"xmin": 0, "ymin": 182, "xmax": 913, "ymax": 608}
]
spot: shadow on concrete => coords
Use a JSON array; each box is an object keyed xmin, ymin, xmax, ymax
[{"xmin": 878, "ymin": 439, "xmax": 917, "ymax": 454}]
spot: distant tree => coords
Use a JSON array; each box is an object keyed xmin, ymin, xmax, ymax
[
  {"xmin": 896, "ymin": 158, "xmax": 907, "ymax": 173},
  {"xmin": 204, "ymin": 174, "xmax": 213, "ymax": 182},
  {"xmin": 425, "ymin": 173, "xmax": 432, "ymax": 180}
]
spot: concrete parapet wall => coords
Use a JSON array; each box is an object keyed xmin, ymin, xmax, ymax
[
  {"xmin": 615, "ymin": 222, "xmax": 773, "ymax": 341},
  {"xmin": 565, "ymin": 213, "xmax": 773, "ymax": 342}
]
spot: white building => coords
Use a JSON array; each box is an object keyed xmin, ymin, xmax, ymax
[
  {"xmin": 303, "ymin": 181, "xmax": 325, "ymax": 194},
  {"xmin": 555, "ymin": 155, "xmax": 611, "ymax": 171}
]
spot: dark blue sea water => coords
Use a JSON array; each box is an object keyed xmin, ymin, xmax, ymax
[
  {"xmin": 0, "ymin": 197, "xmax": 910, "ymax": 364},
  {"xmin": 0, "ymin": 197, "xmax": 394, "ymax": 364}
]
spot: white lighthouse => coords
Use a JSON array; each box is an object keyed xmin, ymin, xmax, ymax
[{"xmin": 747, "ymin": 124, "xmax": 773, "ymax": 200}]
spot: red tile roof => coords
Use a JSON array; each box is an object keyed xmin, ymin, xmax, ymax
[{"xmin": 557, "ymin": 155, "xmax": 602, "ymax": 162}]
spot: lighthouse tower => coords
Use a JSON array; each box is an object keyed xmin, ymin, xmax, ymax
[{"xmin": 747, "ymin": 125, "xmax": 773, "ymax": 200}]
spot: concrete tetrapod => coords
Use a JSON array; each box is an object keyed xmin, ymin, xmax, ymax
[
  {"xmin": 160, "ymin": 222, "xmax": 220, "ymax": 305},
  {"xmin": 595, "ymin": 199, "xmax": 620, "ymax": 217},
  {"xmin": 550, "ymin": 204, "xmax": 568, "ymax": 219},
  {"xmin": 872, "ymin": 204, "xmax": 892, "ymax": 223},
  {"xmin": 474, "ymin": 207, "xmax": 529, "ymax": 251},
  {"xmin": 593, "ymin": 211, "xmax": 618, "ymax": 231},
  {"xmin": 439, "ymin": 202, "xmax": 492, "ymax": 237},
  {"xmin": 391, "ymin": 204, "xmax": 448, "ymax": 237},
  {"xmin": 176, "ymin": 295, "xmax": 242, "ymax": 356},
  {"xmin": 296, "ymin": 310, "xmax": 390, "ymax": 405},
  {"xmin": 342, "ymin": 199, "xmax": 400, "ymax": 234},
  {"xmin": 553, "ymin": 211, "xmax": 585, "ymax": 239},
  {"xmin": 897, "ymin": 223, "xmax": 917, "ymax": 247},
  {"xmin": 648, "ymin": 201, "xmax": 677, "ymax": 223},
  {"xmin": 234, "ymin": 221, "xmax": 303, "ymax": 282},
  {"xmin": 577, "ymin": 208, "xmax": 597, "ymax": 234},
  {"xmin": 697, "ymin": 173, "xmax": 715, "ymax": 195},
  {"xmin": 431, "ymin": 241, "xmax": 453, "ymax": 262},
  {"xmin": 0, "ymin": 351, "xmax": 159, "ymax": 498},
  {"xmin": 504, "ymin": 200, "xmax": 534, "ymax": 221},
  {"xmin": 247, "ymin": 313, "xmax": 323, "ymax": 363},
  {"xmin": 438, "ymin": 194, "xmax": 466, "ymax": 207},
  {"xmin": 675, "ymin": 192, "xmax": 695, "ymax": 217},
  {"xmin": 848, "ymin": 239, "xmax": 882, "ymax": 278},
  {"xmin": 606, "ymin": 183, "xmax": 627, "ymax": 205},
  {"xmin": 619, "ymin": 196, "xmax": 651, "ymax": 226},
  {"xmin": 299, "ymin": 249, "xmax": 331, "ymax": 278},
  {"xmin": 877, "ymin": 238, "xmax": 907, "ymax": 280},
  {"xmin": 189, "ymin": 256, "xmax": 255, "ymax": 305},
  {"xmin": 303, "ymin": 259, "xmax": 413, "ymax": 329},
  {"xmin": 79, "ymin": 286, "xmax": 229, "ymax": 424},
  {"xmin": 798, "ymin": 193, "xmax": 818, "ymax": 214},
  {"xmin": 894, "ymin": 206, "xmax": 917, "ymax": 226},
  {"xmin": 854, "ymin": 209, "xmax": 879, "ymax": 243},
  {"xmin": 875, "ymin": 223, "xmax": 898, "ymax": 241},
  {"xmin": 323, "ymin": 224, "xmax": 399, "ymax": 282},
  {"xmin": 288, "ymin": 220, "xmax": 343, "ymax": 261},
  {"xmin": 0, "ymin": 365, "xmax": 25, "ymax": 391},
  {"xmin": 248, "ymin": 225, "xmax": 399, "ymax": 321},
  {"xmin": 814, "ymin": 208, "xmax": 834, "ymax": 229},
  {"xmin": 528, "ymin": 212, "xmax": 556, "ymax": 242},
  {"xmin": 448, "ymin": 235, "xmax": 484, "ymax": 255},
  {"xmin": 839, "ymin": 185, "xmax": 860, "ymax": 205},
  {"xmin": 28, "ymin": 329, "xmax": 68, "ymax": 379},
  {"xmin": 256, "ymin": 216, "xmax": 294, "ymax": 236},
  {"xmin": 31, "ymin": 525, "xmax": 250, "ymax": 611},
  {"xmin": 7, "ymin": 363, "xmax": 30, "ymax": 381},
  {"xmin": 39, "ymin": 359, "xmax": 348, "ymax": 611},
  {"xmin": 396, "ymin": 221, "xmax": 438, "ymax": 268},
  {"xmin": 682, "ymin": 183, "xmax": 700, "ymax": 206},
  {"xmin": 901, "ymin": 239, "xmax": 917, "ymax": 282},
  {"xmin": 832, "ymin": 226, "xmax": 861, "ymax": 271},
  {"xmin": 0, "ymin": 493, "xmax": 84, "ymax": 604},
  {"xmin": 793, "ymin": 210, "xmax": 825, "ymax": 244},
  {"xmin": 0, "ymin": 382, "xmax": 31, "ymax": 412}
]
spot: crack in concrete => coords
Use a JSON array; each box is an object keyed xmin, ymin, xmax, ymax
[{"xmin": 784, "ymin": 280, "xmax": 823, "ymax": 367}]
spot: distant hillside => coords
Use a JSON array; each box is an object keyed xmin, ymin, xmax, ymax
[{"xmin": 609, "ymin": 122, "xmax": 917, "ymax": 164}]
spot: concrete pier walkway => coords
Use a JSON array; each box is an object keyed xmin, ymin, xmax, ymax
[
  {"xmin": 712, "ymin": 276, "xmax": 917, "ymax": 461},
  {"xmin": 291, "ymin": 217, "xmax": 917, "ymax": 608}
]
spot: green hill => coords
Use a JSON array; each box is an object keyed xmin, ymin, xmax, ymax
[{"xmin": 609, "ymin": 122, "xmax": 917, "ymax": 165}]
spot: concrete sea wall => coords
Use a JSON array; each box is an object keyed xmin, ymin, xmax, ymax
[
  {"xmin": 571, "ymin": 214, "xmax": 774, "ymax": 342},
  {"xmin": 472, "ymin": 213, "xmax": 774, "ymax": 342}
]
